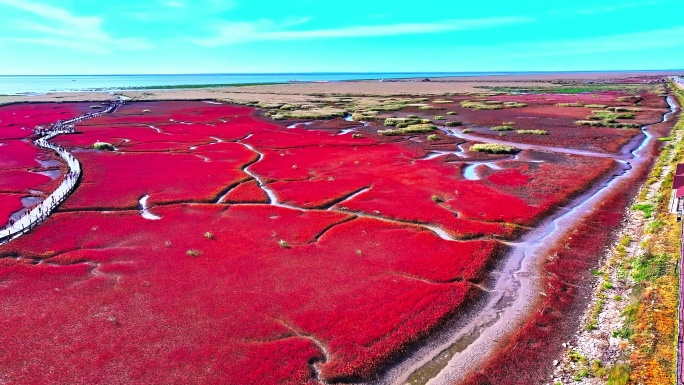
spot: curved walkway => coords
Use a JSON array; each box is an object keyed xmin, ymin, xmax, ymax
[{"xmin": 0, "ymin": 102, "xmax": 122, "ymax": 245}]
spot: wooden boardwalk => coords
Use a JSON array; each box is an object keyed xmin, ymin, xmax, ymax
[
  {"xmin": 0, "ymin": 101, "xmax": 121, "ymax": 245},
  {"xmin": 678, "ymin": 225, "xmax": 684, "ymax": 385}
]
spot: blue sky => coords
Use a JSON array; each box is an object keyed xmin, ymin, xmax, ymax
[{"xmin": 0, "ymin": 0, "xmax": 682, "ymax": 74}]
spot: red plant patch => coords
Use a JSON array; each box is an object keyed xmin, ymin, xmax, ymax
[
  {"xmin": 0, "ymin": 102, "xmax": 90, "ymax": 139},
  {"xmin": 0, "ymin": 100, "xmax": 631, "ymax": 384},
  {"xmin": 0, "ymin": 205, "xmax": 494, "ymax": 384},
  {"xmin": 61, "ymin": 148, "xmax": 255, "ymax": 210},
  {"xmin": 221, "ymin": 180, "xmax": 269, "ymax": 203},
  {"xmin": 0, "ymin": 169, "xmax": 52, "ymax": 192},
  {"xmin": 486, "ymin": 168, "xmax": 530, "ymax": 186},
  {"xmin": 0, "ymin": 193, "xmax": 25, "ymax": 227}
]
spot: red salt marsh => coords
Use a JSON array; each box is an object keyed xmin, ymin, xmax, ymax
[
  {"xmin": 417, "ymin": 93, "xmax": 669, "ymax": 154},
  {"xmin": 0, "ymin": 99, "xmax": 645, "ymax": 384},
  {"xmin": 0, "ymin": 205, "xmax": 495, "ymax": 384}
]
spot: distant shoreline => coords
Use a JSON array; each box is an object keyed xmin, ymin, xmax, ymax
[
  {"xmin": 2, "ymin": 69, "xmax": 682, "ymax": 77},
  {"xmin": 1, "ymin": 70, "xmax": 683, "ymax": 95}
]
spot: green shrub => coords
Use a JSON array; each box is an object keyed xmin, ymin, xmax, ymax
[
  {"xmin": 384, "ymin": 117, "xmax": 424, "ymax": 126},
  {"xmin": 606, "ymin": 363, "xmax": 630, "ymax": 385},
  {"xmin": 612, "ymin": 326, "xmax": 633, "ymax": 339},
  {"xmin": 93, "ymin": 142, "xmax": 115, "ymax": 151},
  {"xmin": 516, "ymin": 129, "xmax": 548, "ymax": 135},
  {"xmin": 610, "ymin": 123, "xmax": 639, "ymax": 129},
  {"xmin": 444, "ymin": 121, "xmax": 462, "ymax": 127},
  {"xmin": 576, "ymin": 120, "xmax": 603, "ymax": 126},
  {"xmin": 607, "ymin": 106, "xmax": 642, "ymax": 112},
  {"xmin": 470, "ymin": 143, "xmax": 518, "ymax": 154},
  {"xmin": 556, "ymin": 102, "xmax": 585, "ymax": 107},
  {"xmin": 461, "ymin": 101, "xmax": 504, "ymax": 110},
  {"xmin": 378, "ymin": 124, "xmax": 437, "ymax": 136},
  {"xmin": 503, "ymin": 101, "xmax": 527, "ymax": 108},
  {"xmin": 462, "ymin": 128, "xmax": 474, "ymax": 133},
  {"xmin": 186, "ymin": 249, "xmax": 201, "ymax": 257},
  {"xmin": 258, "ymin": 102, "xmax": 284, "ymax": 109},
  {"xmin": 446, "ymin": 111, "xmax": 457, "ymax": 115},
  {"xmin": 631, "ymin": 203, "xmax": 654, "ymax": 218},
  {"xmin": 427, "ymin": 134, "xmax": 438, "ymax": 141},
  {"xmin": 278, "ymin": 239, "xmax": 291, "ymax": 248},
  {"xmin": 492, "ymin": 125, "xmax": 513, "ymax": 131},
  {"xmin": 576, "ymin": 120, "xmax": 639, "ymax": 129},
  {"xmin": 632, "ymin": 253, "xmax": 669, "ymax": 283},
  {"xmin": 434, "ymin": 115, "xmax": 446, "ymax": 120},
  {"xmin": 280, "ymin": 108, "xmax": 346, "ymax": 119},
  {"xmin": 590, "ymin": 111, "xmax": 635, "ymax": 120}
]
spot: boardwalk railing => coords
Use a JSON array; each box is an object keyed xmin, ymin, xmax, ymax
[
  {"xmin": 0, "ymin": 101, "xmax": 123, "ymax": 245},
  {"xmin": 673, "ymin": 76, "xmax": 684, "ymax": 88},
  {"xmin": 678, "ymin": 218, "xmax": 684, "ymax": 385}
]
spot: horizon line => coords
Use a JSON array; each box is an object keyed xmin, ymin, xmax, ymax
[{"xmin": 1, "ymin": 69, "xmax": 683, "ymax": 77}]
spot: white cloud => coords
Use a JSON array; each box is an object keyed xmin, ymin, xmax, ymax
[
  {"xmin": 548, "ymin": 0, "xmax": 666, "ymax": 16},
  {"xmin": 0, "ymin": 0, "xmax": 150, "ymax": 54},
  {"xmin": 161, "ymin": 0, "xmax": 186, "ymax": 8},
  {"xmin": 513, "ymin": 26, "xmax": 684, "ymax": 57},
  {"xmin": 192, "ymin": 16, "xmax": 533, "ymax": 46}
]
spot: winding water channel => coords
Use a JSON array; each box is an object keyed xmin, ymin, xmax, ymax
[
  {"xmin": 0, "ymin": 96, "xmax": 677, "ymax": 383},
  {"xmin": 373, "ymin": 96, "xmax": 678, "ymax": 385}
]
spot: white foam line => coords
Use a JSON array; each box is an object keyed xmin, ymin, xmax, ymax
[{"xmin": 338, "ymin": 128, "xmax": 356, "ymax": 136}]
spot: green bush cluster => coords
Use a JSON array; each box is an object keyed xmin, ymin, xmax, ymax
[
  {"xmin": 93, "ymin": 142, "xmax": 115, "ymax": 151},
  {"xmin": 470, "ymin": 143, "xmax": 518, "ymax": 154},
  {"xmin": 461, "ymin": 100, "xmax": 503, "ymax": 110},
  {"xmin": 516, "ymin": 129, "xmax": 548, "ymax": 135},
  {"xmin": 378, "ymin": 124, "xmax": 437, "ymax": 136},
  {"xmin": 556, "ymin": 102, "xmax": 585, "ymax": 107},
  {"xmin": 384, "ymin": 117, "xmax": 431, "ymax": 126}
]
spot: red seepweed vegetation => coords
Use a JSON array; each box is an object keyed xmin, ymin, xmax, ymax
[
  {"xmin": 460, "ymin": 145, "xmax": 653, "ymax": 385},
  {"xmin": 0, "ymin": 98, "xmax": 637, "ymax": 384},
  {"xmin": 0, "ymin": 204, "xmax": 498, "ymax": 384},
  {"xmin": 221, "ymin": 179, "xmax": 269, "ymax": 203}
]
